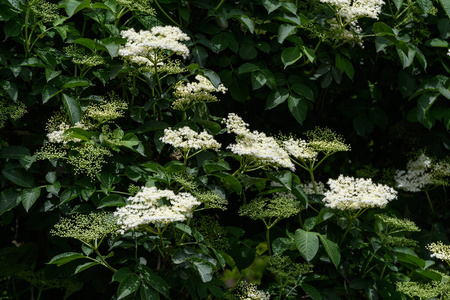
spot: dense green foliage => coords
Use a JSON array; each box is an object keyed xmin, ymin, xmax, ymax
[{"xmin": 1, "ymin": 0, "xmax": 450, "ymax": 299}]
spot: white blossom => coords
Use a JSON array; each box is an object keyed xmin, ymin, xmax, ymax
[
  {"xmin": 282, "ymin": 138, "xmax": 318, "ymax": 161},
  {"xmin": 160, "ymin": 126, "xmax": 221, "ymax": 151},
  {"xmin": 172, "ymin": 75, "xmax": 227, "ymax": 110},
  {"xmin": 323, "ymin": 175, "xmax": 397, "ymax": 210},
  {"xmin": 395, "ymin": 154, "xmax": 433, "ymax": 192},
  {"xmin": 300, "ymin": 181, "xmax": 328, "ymax": 195},
  {"xmin": 321, "ymin": 0, "xmax": 384, "ymax": 22},
  {"xmin": 224, "ymin": 114, "xmax": 295, "ymax": 171},
  {"xmin": 115, "ymin": 186, "xmax": 200, "ymax": 233},
  {"xmin": 47, "ymin": 122, "xmax": 89, "ymax": 144},
  {"xmin": 118, "ymin": 26, "xmax": 190, "ymax": 68}
]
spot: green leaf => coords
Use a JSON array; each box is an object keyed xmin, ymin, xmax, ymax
[
  {"xmin": 335, "ymin": 54, "xmax": 354, "ymax": 80},
  {"xmin": 234, "ymin": 15, "xmax": 254, "ymax": 33},
  {"xmin": 192, "ymin": 46, "xmax": 208, "ymax": 67},
  {"xmin": 48, "ymin": 252, "xmax": 86, "ymax": 266},
  {"xmin": 266, "ymin": 88, "xmax": 289, "ymax": 109},
  {"xmin": 140, "ymin": 284, "xmax": 160, "ymax": 300},
  {"xmin": 438, "ymin": 18, "xmax": 450, "ymax": 39},
  {"xmin": 268, "ymin": 170, "xmax": 292, "ymax": 190},
  {"xmin": 4, "ymin": 19, "xmax": 20, "ymax": 38},
  {"xmin": 98, "ymin": 194, "xmax": 126, "ymax": 208},
  {"xmin": 417, "ymin": 92, "xmax": 438, "ymax": 123},
  {"xmin": 288, "ymin": 95, "xmax": 308, "ymax": 124},
  {"xmin": 203, "ymin": 160, "xmax": 231, "ymax": 174},
  {"xmin": 42, "ymin": 85, "xmax": 60, "ymax": 103},
  {"xmin": 281, "ymin": 47, "xmax": 302, "ymax": 68},
  {"xmin": 0, "ymin": 80, "xmax": 18, "ymax": 101},
  {"xmin": 62, "ymin": 77, "xmax": 91, "ymax": 89},
  {"xmin": 138, "ymin": 265, "xmax": 170, "ymax": 299},
  {"xmin": 239, "ymin": 42, "xmax": 257, "ymax": 60},
  {"xmin": 278, "ymin": 24, "xmax": 297, "ymax": 44},
  {"xmin": 272, "ymin": 237, "xmax": 294, "ymax": 255},
  {"xmin": 417, "ymin": 0, "xmax": 433, "ymax": 13},
  {"xmin": 2, "ymin": 168, "xmax": 34, "ymax": 187},
  {"xmin": 0, "ymin": 189, "xmax": 21, "ymax": 216},
  {"xmin": 318, "ymin": 235, "xmax": 341, "ymax": 268},
  {"xmin": 202, "ymin": 69, "xmax": 221, "ymax": 88},
  {"xmin": 260, "ymin": 69, "xmax": 277, "ymax": 89},
  {"xmin": 136, "ymin": 120, "xmax": 169, "ymax": 133},
  {"xmin": 369, "ymin": 106, "xmax": 388, "ymax": 128},
  {"xmin": 251, "ymin": 72, "xmax": 267, "ymax": 90},
  {"xmin": 21, "ymin": 188, "xmax": 41, "ymax": 212},
  {"xmin": 237, "ymin": 63, "xmax": 259, "ymax": 74},
  {"xmin": 117, "ymin": 274, "xmax": 141, "ymax": 299},
  {"xmin": 392, "ymin": 0, "xmax": 403, "ymax": 9},
  {"xmin": 192, "ymin": 260, "xmax": 214, "ymax": 283},
  {"xmin": 62, "ymin": 93, "xmax": 82, "ymax": 125},
  {"xmin": 396, "ymin": 44, "xmax": 415, "ymax": 69},
  {"xmin": 72, "ymin": 38, "xmax": 97, "ymax": 51},
  {"xmin": 174, "ymin": 223, "xmax": 192, "ymax": 235},
  {"xmin": 295, "ymin": 229, "xmax": 319, "ymax": 262},
  {"xmin": 64, "ymin": 0, "xmax": 91, "ymax": 17},
  {"xmin": 213, "ymin": 172, "xmax": 242, "ymax": 193},
  {"xmin": 74, "ymin": 261, "xmax": 100, "ymax": 274},
  {"xmin": 60, "ymin": 187, "xmax": 83, "ymax": 204},
  {"xmin": 300, "ymin": 45, "xmax": 316, "ymax": 63},
  {"xmin": 112, "ymin": 268, "xmax": 133, "ymax": 283},
  {"xmin": 0, "ymin": 146, "xmax": 30, "ymax": 159},
  {"xmin": 101, "ymin": 37, "xmax": 123, "ymax": 58},
  {"xmin": 262, "ymin": 0, "xmax": 282, "ymax": 13},
  {"xmin": 64, "ymin": 128, "xmax": 93, "ymax": 141},
  {"xmin": 291, "ymin": 83, "xmax": 314, "ymax": 101},
  {"xmin": 301, "ymin": 283, "xmax": 322, "ymax": 300}
]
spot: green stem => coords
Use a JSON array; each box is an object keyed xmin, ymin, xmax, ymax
[
  {"xmin": 424, "ymin": 189, "xmax": 436, "ymax": 217},
  {"xmin": 36, "ymin": 288, "xmax": 43, "ymax": 300},
  {"xmin": 154, "ymin": 0, "xmax": 181, "ymax": 27},
  {"xmin": 215, "ymin": 0, "xmax": 226, "ymax": 10},
  {"xmin": 94, "ymin": 247, "xmax": 117, "ymax": 272},
  {"xmin": 264, "ymin": 220, "xmax": 272, "ymax": 256}
]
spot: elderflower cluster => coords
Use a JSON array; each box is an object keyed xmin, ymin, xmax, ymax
[
  {"xmin": 160, "ymin": 126, "xmax": 221, "ymax": 151},
  {"xmin": 85, "ymin": 94, "xmax": 128, "ymax": 124},
  {"xmin": 51, "ymin": 212, "xmax": 119, "ymax": 243},
  {"xmin": 225, "ymin": 113, "xmax": 295, "ymax": 171},
  {"xmin": 118, "ymin": 26, "xmax": 190, "ymax": 67},
  {"xmin": 375, "ymin": 214, "xmax": 420, "ymax": 232},
  {"xmin": 234, "ymin": 282, "xmax": 270, "ymax": 300},
  {"xmin": 115, "ymin": 0, "xmax": 156, "ymax": 15},
  {"xmin": 395, "ymin": 154, "xmax": 433, "ymax": 192},
  {"xmin": 239, "ymin": 196, "xmax": 302, "ymax": 221},
  {"xmin": 282, "ymin": 138, "xmax": 318, "ymax": 161},
  {"xmin": 305, "ymin": 127, "xmax": 351, "ymax": 154},
  {"xmin": 299, "ymin": 181, "xmax": 328, "ymax": 194},
  {"xmin": 31, "ymin": 0, "xmax": 60, "ymax": 23},
  {"xmin": 323, "ymin": 175, "xmax": 397, "ymax": 210},
  {"xmin": 172, "ymin": 75, "xmax": 227, "ymax": 110},
  {"xmin": 397, "ymin": 280, "xmax": 450, "ymax": 299},
  {"xmin": 448, "ymin": 48, "xmax": 450, "ymax": 57},
  {"xmin": 267, "ymin": 255, "xmax": 313, "ymax": 286},
  {"xmin": 320, "ymin": 0, "xmax": 384, "ymax": 22},
  {"xmin": 427, "ymin": 241, "xmax": 450, "ymax": 262},
  {"xmin": 115, "ymin": 186, "xmax": 200, "ymax": 233},
  {"xmin": 0, "ymin": 98, "xmax": 26, "ymax": 128},
  {"xmin": 68, "ymin": 144, "xmax": 112, "ymax": 178},
  {"xmin": 64, "ymin": 45, "xmax": 104, "ymax": 67}
]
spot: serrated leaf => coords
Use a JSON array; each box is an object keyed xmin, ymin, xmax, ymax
[
  {"xmin": 64, "ymin": 0, "xmax": 91, "ymax": 17},
  {"xmin": 2, "ymin": 168, "xmax": 34, "ymax": 187},
  {"xmin": 291, "ymin": 83, "xmax": 314, "ymax": 101},
  {"xmin": 62, "ymin": 93, "xmax": 82, "ymax": 125},
  {"xmin": 48, "ymin": 252, "xmax": 86, "ymax": 266},
  {"xmin": 301, "ymin": 283, "xmax": 322, "ymax": 300},
  {"xmin": 266, "ymin": 88, "xmax": 289, "ymax": 109},
  {"xmin": 0, "ymin": 189, "xmax": 21, "ymax": 216},
  {"xmin": 174, "ymin": 223, "xmax": 192, "ymax": 235},
  {"xmin": 278, "ymin": 24, "xmax": 297, "ymax": 44},
  {"xmin": 288, "ymin": 95, "xmax": 308, "ymax": 124},
  {"xmin": 0, "ymin": 80, "xmax": 18, "ymax": 101},
  {"xmin": 60, "ymin": 187, "xmax": 83, "ymax": 204},
  {"xmin": 74, "ymin": 261, "xmax": 100, "ymax": 274},
  {"xmin": 262, "ymin": 0, "xmax": 282, "ymax": 13},
  {"xmin": 139, "ymin": 265, "xmax": 170, "ymax": 298},
  {"xmin": 192, "ymin": 260, "xmax": 214, "ymax": 283},
  {"xmin": 21, "ymin": 188, "xmax": 41, "ymax": 212},
  {"xmin": 234, "ymin": 15, "xmax": 254, "ymax": 33},
  {"xmin": 117, "ymin": 274, "xmax": 141, "ymax": 299},
  {"xmin": 97, "ymin": 194, "xmax": 126, "ymax": 208},
  {"xmin": 318, "ymin": 235, "xmax": 340, "ymax": 268},
  {"xmin": 62, "ymin": 77, "xmax": 91, "ymax": 89},
  {"xmin": 237, "ymin": 63, "xmax": 259, "ymax": 74},
  {"xmin": 140, "ymin": 284, "xmax": 160, "ymax": 300},
  {"xmin": 213, "ymin": 172, "xmax": 242, "ymax": 194},
  {"xmin": 281, "ymin": 47, "xmax": 302, "ymax": 68},
  {"xmin": 295, "ymin": 229, "xmax": 319, "ymax": 262}
]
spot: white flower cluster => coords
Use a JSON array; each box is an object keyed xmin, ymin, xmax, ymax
[
  {"xmin": 300, "ymin": 181, "xmax": 328, "ymax": 194},
  {"xmin": 225, "ymin": 113, "xmax": 295, "ymax": 171},
  {"xmin": 321, "ymin": 0, "xmax": 384, "ymax": 22},
  {"xmin": 282, "ymin": 138, "xmax": 317, "ymax": 161},
  {"xmin": 395, "ymin": 154, "xmax": 433, "ymax": 192},
  {"xmin": 118, "ymin": 26, "xmax": 190, "ymax": 67},
  {"xmin": 323, "ymin": 175, "xmax": 397, "ymax": 210},
  {"xmin": 47, "ymin": 122, "xmax": 89, "ymax": 144},
  {"xmin": 172, "ymin": 75, "xmax": 227, "ymax": 110},
  {"xmin": 115, "ymin": 186, "xmax": 200, "ymax": 233},
  {"xmin": 237, "ymin": 282, "xmax": 271, "ymax": 300},
  {"xmin": 160, "ymin": 126, "xmax": 221, "ymax": 151},
  {"xmin": 427, "ymin": 241, "xmax": 450, "ymax": 261},
  {"xmin": 447, "ymin": 48, "xmax": 450, "ymax": 57}
]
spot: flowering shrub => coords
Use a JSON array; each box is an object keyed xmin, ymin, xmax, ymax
[{"xmin": 0, "ymin": 0, "xmax": 449, "ymax": 299}]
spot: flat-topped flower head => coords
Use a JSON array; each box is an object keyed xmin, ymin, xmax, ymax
[
  {"xmin": 118, "ymin": 26, "xmax": 190, "ymax": 67},
  {"xmin": 115, "ymin": 186, "xmax": 200, "ymax": 233},
  {"xmin": 172, "ymin": 75, "xmax": 227, "ymax": 110},
  {"xmin": 160, "ymin": 126, "xmax": 221, "ymax": 151},
  {"xmin": 323, "ymin": 175, "xmax": 397, "ymax": 210},
  {"xmin": 427, "ymin": 241, "xmax": 450, "ymax": 262},
  {"xmin": 305, "ymin": 127, "xmax": 350, "ymax": 154},
  {"xmin": 395, "ymin": 153, "xmax": 433, "ymax": 192},
  {"xmin": 320, "ymin": 0, "xmax": 384, "ymax": 22},
  {"xmin": 282, "ymin": 138, "xmax": 318, "ymax": 161},
  {"xmin": 225, "ymin": 113, "xmax": 295, "ymax": 171}
]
